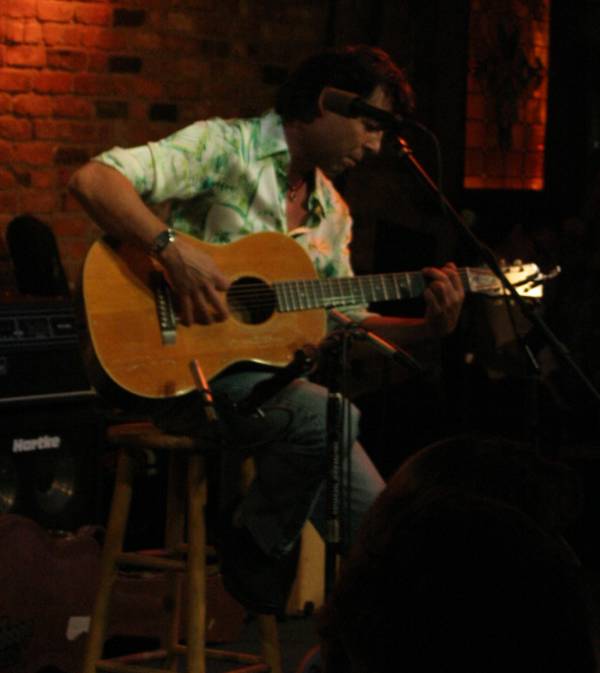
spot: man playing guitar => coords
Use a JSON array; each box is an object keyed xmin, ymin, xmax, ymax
[{"xmin": 69, "ymin": 44, "xmax": 464, "ymax": 614}]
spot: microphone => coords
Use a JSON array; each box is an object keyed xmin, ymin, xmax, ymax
[
  {"xmin": 321, "ymin": 87, "xmax": 405, "ymax": 132},
  {"xmin": 328, "ymin": 309, "xmax": 423, "ymax": 374}
]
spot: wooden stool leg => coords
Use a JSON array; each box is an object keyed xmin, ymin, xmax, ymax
[
  {"xmin": 82, "ymin": 448, "xmax": 136, "ymax": 673},
  {"xmin": 186, "ymin": 454, "xmax": 207, "ymax": 673},
  {"xmin": 258, "ymin": 614, "xmax": 283, "ymax": 673},
  {"xmin": 165, "ymin": 454, "xmax": 187, "ymax": 669},
  {"xmin": 240, "ymin": 457, "xmax": 283, "ymax": 673}
]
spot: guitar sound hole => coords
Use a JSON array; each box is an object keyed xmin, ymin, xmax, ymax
[{"xmin": 228, "ymin": 276, "xmax": 275, "ymax": 325}]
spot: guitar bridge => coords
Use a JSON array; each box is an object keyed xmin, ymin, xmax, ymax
[{"xmin": 151, "ymin": 271, "xmax": 177, "ymax": 345}]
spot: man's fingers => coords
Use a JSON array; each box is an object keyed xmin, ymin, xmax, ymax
[
  {"xmin": 204, "ymin": 283, "xmax": 229, "ymax": 320},
  {"xmin": 423, "ymin": 286, "xmax": 442, "ymax": 315},
  {"xmin": 178, "ymin": 294, "xmax": 195, "ymax": 326}
]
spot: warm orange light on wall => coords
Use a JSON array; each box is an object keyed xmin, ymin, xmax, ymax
[{"xmin": 464, "ymin": 0, "xmax": 551, "ymax": 190}]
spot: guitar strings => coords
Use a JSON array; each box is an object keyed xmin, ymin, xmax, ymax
[{"xmin": 223, "ymin": 269, "xmax": 475, "ymax": 311}]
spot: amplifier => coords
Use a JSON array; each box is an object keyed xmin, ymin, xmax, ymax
[
  {"xmin": 0, "ymin": 299, "xmax": 94, "ymax": 403},
  {"xmin": 0, "ymin": 399, "xmax": 105, "ymax": 531}
]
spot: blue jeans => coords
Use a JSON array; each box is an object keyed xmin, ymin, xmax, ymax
[{"xmin": 153, "ymin": 369, "xmax": 384, "ymax": 557}]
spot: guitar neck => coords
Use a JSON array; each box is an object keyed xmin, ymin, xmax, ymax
[{"xmin": 274, "ymin": 269, "xmax": 473, "ymax": 312}]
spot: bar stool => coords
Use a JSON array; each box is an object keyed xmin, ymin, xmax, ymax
[{"xmin": 82, "ymin": 420, "xmax": 282, "ymax": 673}]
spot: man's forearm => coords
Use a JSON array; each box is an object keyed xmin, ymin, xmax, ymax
[{"xmin": 68, "ymin": 161, "xmax": 167, "ymax": 250}]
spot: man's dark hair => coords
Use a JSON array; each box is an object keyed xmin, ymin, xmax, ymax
[{"xmin": 275, "ymin": 44, "xmax": 415, "ymax": 123}]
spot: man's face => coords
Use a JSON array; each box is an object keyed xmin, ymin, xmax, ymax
[{"xmin": 304, "ymin": 85, "xmax": 392, "ymax": 177}]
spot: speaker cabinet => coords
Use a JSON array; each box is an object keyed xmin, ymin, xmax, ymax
[{"xmin": 0, "ymin": 398, "xmax": 104, "ymax": 532}]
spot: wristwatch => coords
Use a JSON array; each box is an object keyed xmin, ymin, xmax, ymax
[{"xmin": 149, "ymin": 227, "xmax": 176, "ymax": 257}]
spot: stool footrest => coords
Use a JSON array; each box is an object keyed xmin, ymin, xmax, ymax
[
  {"xmin": 198, "ymin": 647, "xmax": 263, "ymax": 664},
  {"xmin": 116, "ymin": 552, "xmax": 186, "ymax": 571},
  {"xmin": 97, "ymin": 661, "xmax": 164, "ymax": 673},
  {"xmin": 96, "ymin": 646, "xmax": 270, "ymax": 673}
]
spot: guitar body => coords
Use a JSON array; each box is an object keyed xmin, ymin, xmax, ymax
[{"xmin": 83, "ymin": 231, "xmax": 326, "ymax": 399}]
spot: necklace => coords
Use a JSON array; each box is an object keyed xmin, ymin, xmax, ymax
[{"xmin": 287, "ymin": 177, "xmax": 305, "ymax": 202}]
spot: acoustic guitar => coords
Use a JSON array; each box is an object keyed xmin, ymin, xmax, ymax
[{"xmin": 82, "ymin": 231, "xmax": 548, "ymax": 399}]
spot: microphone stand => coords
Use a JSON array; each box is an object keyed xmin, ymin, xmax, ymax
[
  {"xmin": 391, "ymin": 134, "xmax": 600, "ymax": 409},
  {"xmin": 322, "ymin": 309, "xmax": 424, "ymax": 595},
  {"xmin": 320, "ymin": 326, "xmax": 347, "ymax": 597}
]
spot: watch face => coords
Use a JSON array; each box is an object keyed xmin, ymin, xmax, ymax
[{"xmin": 151, "ymin": 228, "xmax": 176, "ymax": 255}]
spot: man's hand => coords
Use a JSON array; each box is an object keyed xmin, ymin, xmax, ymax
[
  {"xmin": 159, "ymin": 236, "xmax": 230, "ymax": 325},
  {"xmin": 422, "ymin": 262, "xmax": 465, "ymax": 337}
]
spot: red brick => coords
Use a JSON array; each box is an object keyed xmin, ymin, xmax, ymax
[
  {"xmin": 21, "ymin": 189, "xmax": 60, "ymax": 213},
  {"xmin": 73, "ymin": 121, "xmax": 113, "ymax": 143},
  {"xmin": 133, "ymin": 78, "xmax": 163, "ymax": 99},
  {"xmin": 0, "ymin": 191, "xmax": 19, "ymax": 214},
  {"xmin": 3, "ymin": 0, "xmax": 37, "ymax": 19},
  {"xmin": 29, "ymin": 169, "xmax": 56, "ymax": 189},
  {"xmin": 0, "ymin": 71, "xmax": 31, "ymax": 92},
  {"xmin": 0, "ymin": 116, "xmax": 33, "ymax": 140},
  {"xmin": 166, "ymin": 79, "xmax": 203, "ymax": 100},
  {"xmin": 53, "ymin": 146, "xmax": 90, "ymax": 165},
  {"xmin": 164, "ymin": 34, "xmax": 202, "ymax": 56},
  {"xmin": 52, "ymin": 96, "xmax": 93, "ymax": 118},
  {"xmin": 23, "ymin": 20, "xmax": 44, "ymax": 43},
  {"xmin": 0, "ymin": 219, "xmax": 11, "ymax": 241},
  {"xmin": 47, "ymin": 49, "xmax": 88, "ymax": 71},
  {"xmin": 32, "ymin": 71, "xmax": 72, "ymax": 93},
  {"xmin": 4, "ymin": 18, "xmax": 24, "ymax": 42},
  {"xmin": 12, "ymin": 141, "xmax": 55, "ymax": 165},
  {"xmin": 56, "ymin": 165, "xmax": 76, "ymax": 187},
  {"xmin": 42, "ymin": 22, "xmax": 81, "ymax": 47},
  {"xmin": 13, "ymin": 169, "xmax": 33, "ymax": 186},
  {"xmin": 130, "ymin": 31, "xmax": 162, "ymax": 51},
  {"xmin": 58, "ymin": 237, "xmax": 89, "ymax": 260},
  {"xmin": 74, "ymin": 5, "xmax": 112, "ymax": 26},
  {"xmin": 13, "ymin": 94, "xmax": 53, "ymax": 117},
  {"xmin": 62, "ymin": 192, "xmax": 85, "ymax": 212},
  {"xmin": 167, "ymin": 12, "xmax": 196, "ymax": 34},
  {"xmin": 87, "ymin": 52, "xmax": 107, "ymax": 72},
  {"xmin": 5, "ymin": 45, "xmax": 47, "ymax": 68},
  {"xmin": 0, "ymin": 94, "xmax": 11, "ymax": 115},
  {"xmin": 0, "ymin": 168, "xmax": 17, "ymax": 189},
  {"xmin": 129, "ymin": 100, "xmax": 146, "ymax": 120},
  {"xmin": 128, "ymin": 122, "xmax": 160, "ymax": 145},
  {"xmin": 80, "ymin": 27, "xmax": 129, "ymax": 51},
  {"xmin": 35, "ymin": 119, "xmax": 106, "ymax": 142},
  {"xmin": 73, "ymin": 73, "xmax": 117, "ymax": 96},
  {"xmin": 37, "ymin": 1, "xmax": 75, "ymax": 23},
  {"xmin": 53, "ymin": 213, "xmax": 90, "ymax": 236},
  {"xmin": 34, "ymin": 119, "xmax": 72, "ymax": 140},
  {"xmin": 0, "ymin": 141, "xmax": 13, "ymax": 163}
]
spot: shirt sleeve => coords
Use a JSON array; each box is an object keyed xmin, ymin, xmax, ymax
[{"xmin": 93, "ymin": 118, "xmax": 242, "ymax": 204}]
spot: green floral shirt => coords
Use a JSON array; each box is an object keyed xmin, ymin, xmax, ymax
[{"xmin": 94, "ymin": 110, "xmax": 372, "ymax": 322}]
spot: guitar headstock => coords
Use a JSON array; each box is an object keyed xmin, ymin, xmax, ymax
[{"xmin": 466, "ymin": 262, "xmax": 559, "ymax": 299}]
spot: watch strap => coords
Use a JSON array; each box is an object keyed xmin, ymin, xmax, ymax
[{"xmin": 149, "ymin": 228, "xmax": 176, "ymax": 257}]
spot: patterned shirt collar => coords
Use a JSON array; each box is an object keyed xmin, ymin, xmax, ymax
[
  {"xmin": 257, "ymin": 110, "xmax": 289, "ymax": 160},
  {"xmin": 258, "ymin": 110, "xmax": 328, "ymax": 226}
]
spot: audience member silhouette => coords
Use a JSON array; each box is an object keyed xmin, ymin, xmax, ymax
[{"xmin": 319, "ymin": 435, "xmax": 597, "ymax": 673}]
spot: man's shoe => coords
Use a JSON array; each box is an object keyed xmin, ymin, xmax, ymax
[{"xmin": 218, "ymin": 521, "xmax": 300, "ymax": 615}]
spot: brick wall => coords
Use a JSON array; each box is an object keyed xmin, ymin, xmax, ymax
[{"xmin": 0, "ymin": 0, "xmax": 329, "ymax": 292}]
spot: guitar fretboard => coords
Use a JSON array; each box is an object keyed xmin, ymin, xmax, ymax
[{"xmin": 273, "ymin": 269, "xmax": 472, "ymax": 312}]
